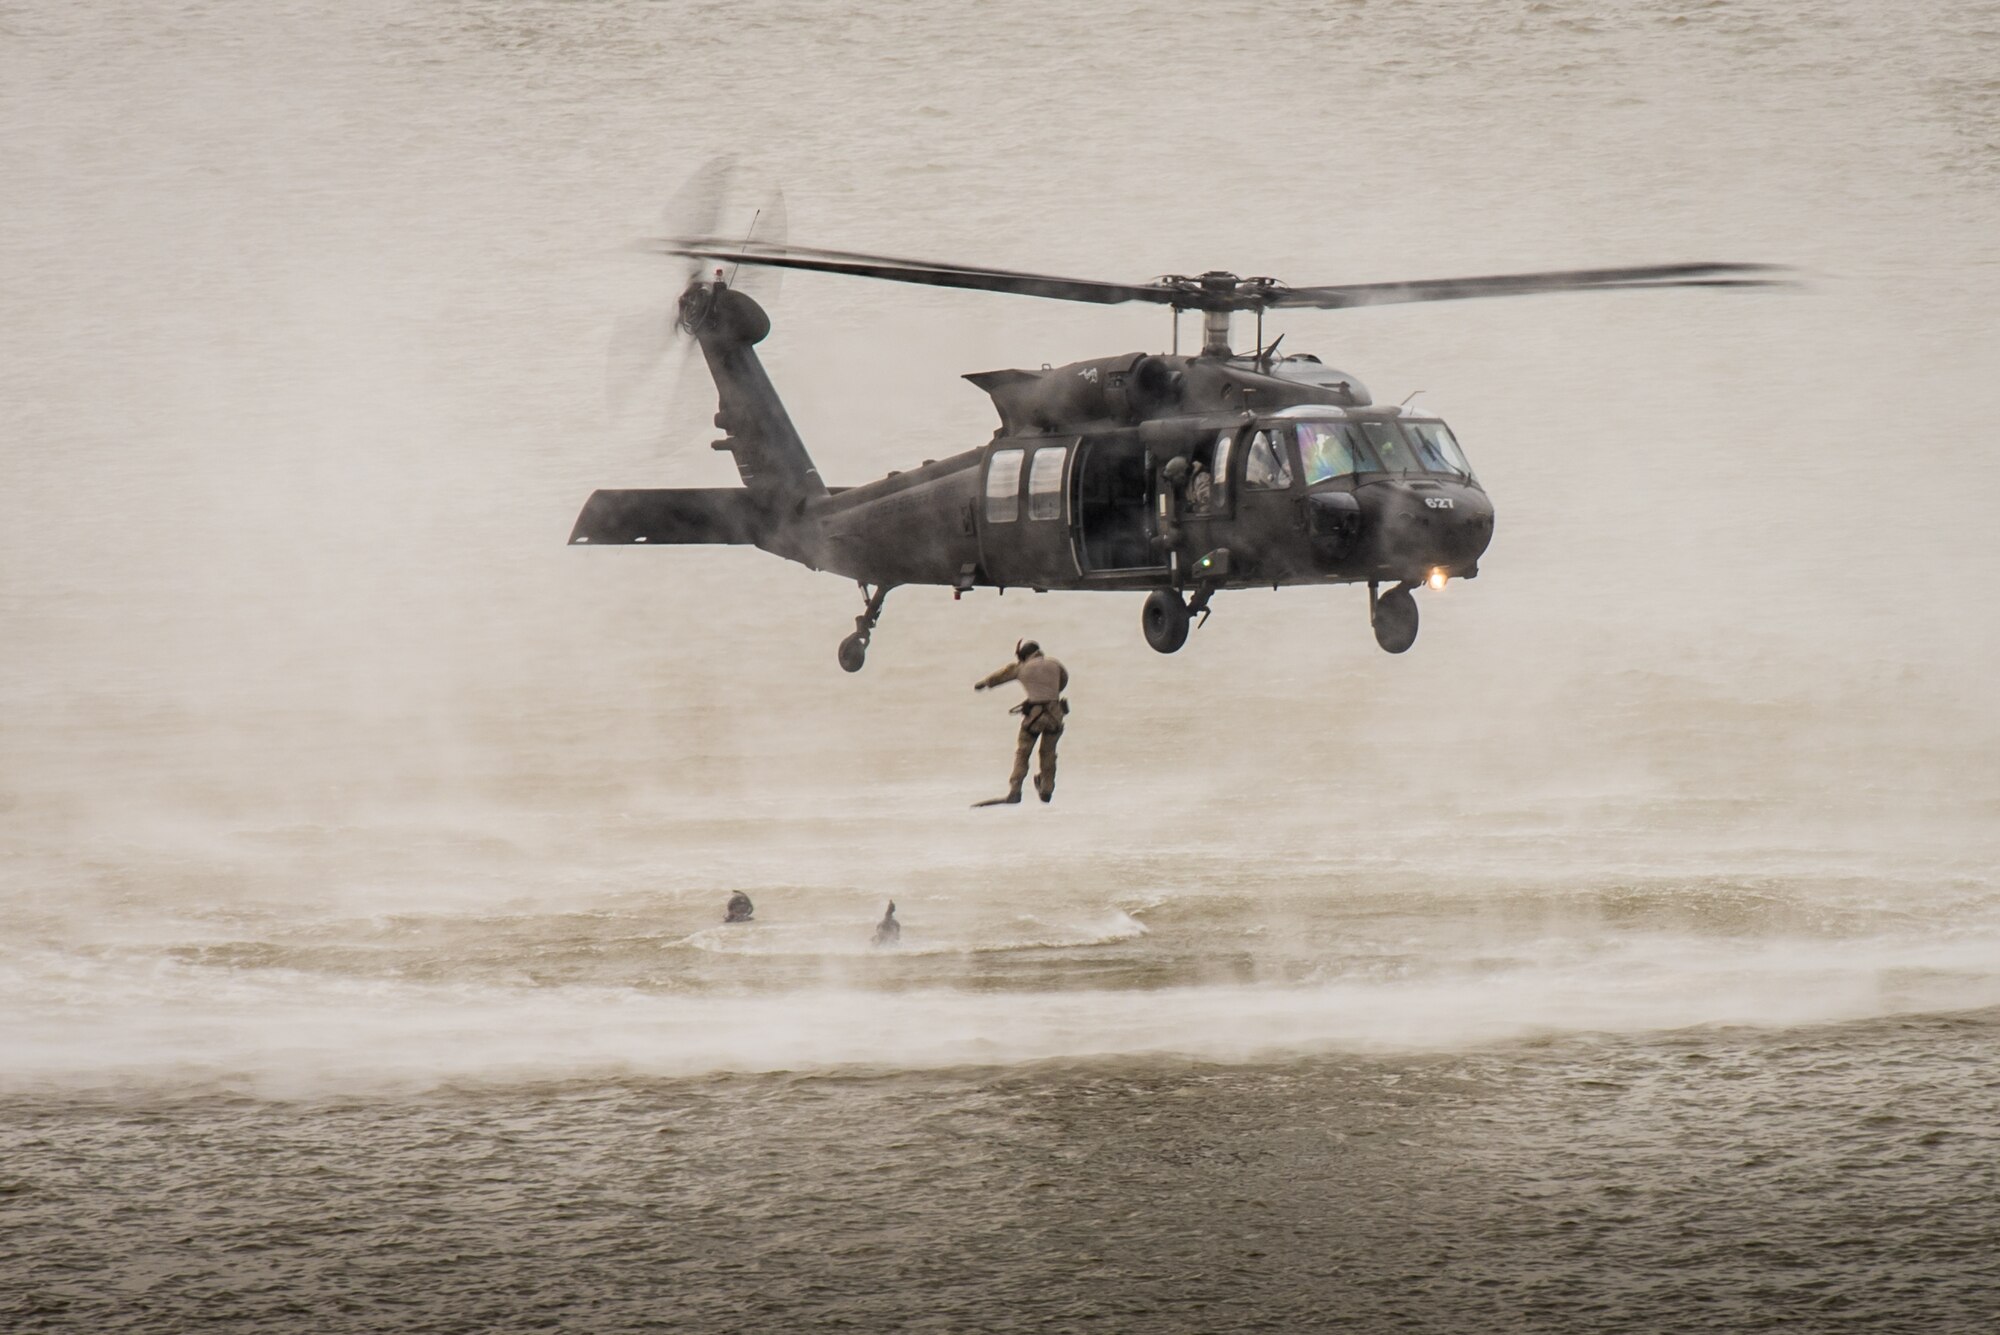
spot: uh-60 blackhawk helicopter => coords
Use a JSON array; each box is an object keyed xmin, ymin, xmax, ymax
[{"xmin": 570, "ymin": 236, "xmax": 1785, "ymax": 671}]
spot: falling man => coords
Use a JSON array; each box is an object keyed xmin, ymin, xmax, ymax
[{"xmin": 973, "ymin": 639, "xmax": 1070, "ymax": 806}]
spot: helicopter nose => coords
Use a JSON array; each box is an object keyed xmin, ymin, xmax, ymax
[{"xmin": 1366, "ymin": 480, "xmax": 1494, "ymax": 573}]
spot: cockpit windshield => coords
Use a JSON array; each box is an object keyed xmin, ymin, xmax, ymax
[
  {"xmin": 1359, "ymin": 422, "xmax": 1412, "ymax": 473},
  {"xmin": 1285, "ymin": 416, "xmax": 1475, "ymax": 483},
  {"xmin": 1294, "ymin": 421, "xmax": 1371, "ymax": 483}
]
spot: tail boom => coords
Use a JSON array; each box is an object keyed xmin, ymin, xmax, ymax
[{"xmin": 568, "ymin": 488, "xmax": 769, "ymax": 546}]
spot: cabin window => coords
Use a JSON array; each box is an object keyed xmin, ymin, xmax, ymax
[
  {"xmin": 1243, "ymin": 428, "xmax": 1294, "ymax": 491},
  {"xmin": 1296, "ymin": 421, "xmax": 1372, "ymax": 483},
  {"xmin": 1028, "ymin": 447, "xmax": 1066, "ymax": 520},
  {"xmin": 985, "ymin": 448, "xmax": 1024, "ymax": 523}
]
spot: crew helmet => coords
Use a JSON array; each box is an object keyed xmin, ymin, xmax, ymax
[{"xmin": 1015, "ymin": 639, "xmax": 1041, "ymax": 660}]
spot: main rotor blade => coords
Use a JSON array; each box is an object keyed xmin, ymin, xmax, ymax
[
  {"xmin": 640, "ymin": 239, "xmax": 1794, "ymax": 315},
  {"xmin": 1270, "ymin": 262, "xmax": 1794, "ymax": 310},
  {"xmin": 645, "ymin": 238, "xmax": 1177, "ymax": 306}
]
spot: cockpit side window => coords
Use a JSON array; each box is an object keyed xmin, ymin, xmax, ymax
[
  {"xmin": 1243, "ymin": 428, "xmax": 1295, "ymax": 491},
  {"xmin": 1296, "ymin": 421, "xmax": 1374, "ymax": 483}
]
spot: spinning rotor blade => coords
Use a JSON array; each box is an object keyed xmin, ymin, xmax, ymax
[
  {"xmin": 645, "ymin": 238, "xmax": 1174, "ymax": 306},
  {"xmin": 606, "ymin": 157, "xmax": 731, "ymax": 418},
  {"xmin": 661, "ymin": 158, "xmax": 733, "ymax": 281},
  {"xmin": 640, "ymin": 239, "xmax": 1793, "ymax": 316},
  {"xmin": 1269, "ymin": 262, "xmax": 1793, "ymax": 310},
  {"xmin": 732, "ymin": 189, "xmax": 787, "ymax": 302},
  {"xmin": 605, "ymin": 307, "xmax": 680, "ymax": 415},
  {"xmin": 607, "ymin": 159, "xmax": 787, "ymax": 426}
]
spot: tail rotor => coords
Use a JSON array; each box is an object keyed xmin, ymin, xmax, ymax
[{"xmin": 605, "ymin": 157, "xmax": 786, "ymax": 436}]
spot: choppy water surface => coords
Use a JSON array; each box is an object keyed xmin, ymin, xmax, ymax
[{"xmin": 4, "ymin": 0, "xmax": 2000, "ymax": 1330}]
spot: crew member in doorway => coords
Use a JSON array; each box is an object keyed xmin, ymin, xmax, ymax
[
  {"xmin": 724, "ymin": 891, "xmax": 754, "ymax": 923},
  {"xmin": 1185, "ymin": 458, "xmax": 1214, "ymax": 513},
  {"xmin": 974, "ymin": 640, "xmax": 1069, "ymax": 804},
  {"xmin": 873, "ymin": 901, "xmax": 901, "ymax": 947}
]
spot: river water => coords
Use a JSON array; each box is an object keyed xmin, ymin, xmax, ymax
[{"xmin": 4, "ymin": 1, "xmax": 1999, "ymax": 1330}]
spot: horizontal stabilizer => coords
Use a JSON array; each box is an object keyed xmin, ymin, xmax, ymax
[{"xmin": 568, "ymin": 489, "xmax": 768, "ymax": 546}]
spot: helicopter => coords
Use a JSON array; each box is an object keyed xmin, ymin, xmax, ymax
[{"xmin": 570, "ymin": 236, "xmax": 1786, "ymax": 671}]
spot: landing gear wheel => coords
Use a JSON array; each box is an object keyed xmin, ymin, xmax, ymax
[
  {"xmin": 836, "ymin": 582, "xmax": 893, "ymax": 673},
  {"xmin": 1142, "ymin": 589, "xmax": 1191, "ymax": 654},
  {"xmin": 1372, "ymin": 585, "xmax": 1419, "ymax": 654}
]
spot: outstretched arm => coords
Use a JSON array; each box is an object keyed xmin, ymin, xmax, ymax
[{"xmin": 974, "ymin": 662, "xmax": 1021, "ymax": 691}]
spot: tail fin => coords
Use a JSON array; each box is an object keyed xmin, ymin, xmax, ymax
[{"xmin": 687, "ymin": 281, "xmax": 827, "ymax": 504}]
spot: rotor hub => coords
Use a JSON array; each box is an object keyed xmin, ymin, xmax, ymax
[{"xmin": 676, "ymin": 282, "xmax": 716, "ymax": 336}]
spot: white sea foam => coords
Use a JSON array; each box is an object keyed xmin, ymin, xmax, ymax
[{"xmin": 6, "ymin": 917, "xmax": 1998, "ymax": 1096}]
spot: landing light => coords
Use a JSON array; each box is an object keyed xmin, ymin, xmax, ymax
[{"xmin": 1427, "ymin": 568, "xmax": 1447, "ymax": 591}]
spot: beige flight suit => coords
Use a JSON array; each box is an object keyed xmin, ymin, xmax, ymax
[{"xmin": 977, "ymin": 653, "xmax": 1069, "ymax": 801}]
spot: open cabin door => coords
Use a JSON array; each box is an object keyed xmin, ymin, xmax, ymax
[{"xmin": 1072, "ymin": 436, "xmax": 1165, "ymax": 577}]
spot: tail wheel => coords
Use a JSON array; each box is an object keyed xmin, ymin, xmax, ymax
[
  {"xmin": 837, "ymin": 632, "xmax": 868, "ymax": 673},
  {"xmin": 1142, "ymin": 589, "xmax": 1191, "ymax": 654},
  {"xmin": 1372, "ymin": 586, "xmax": 1419, "ymax": 654}
]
